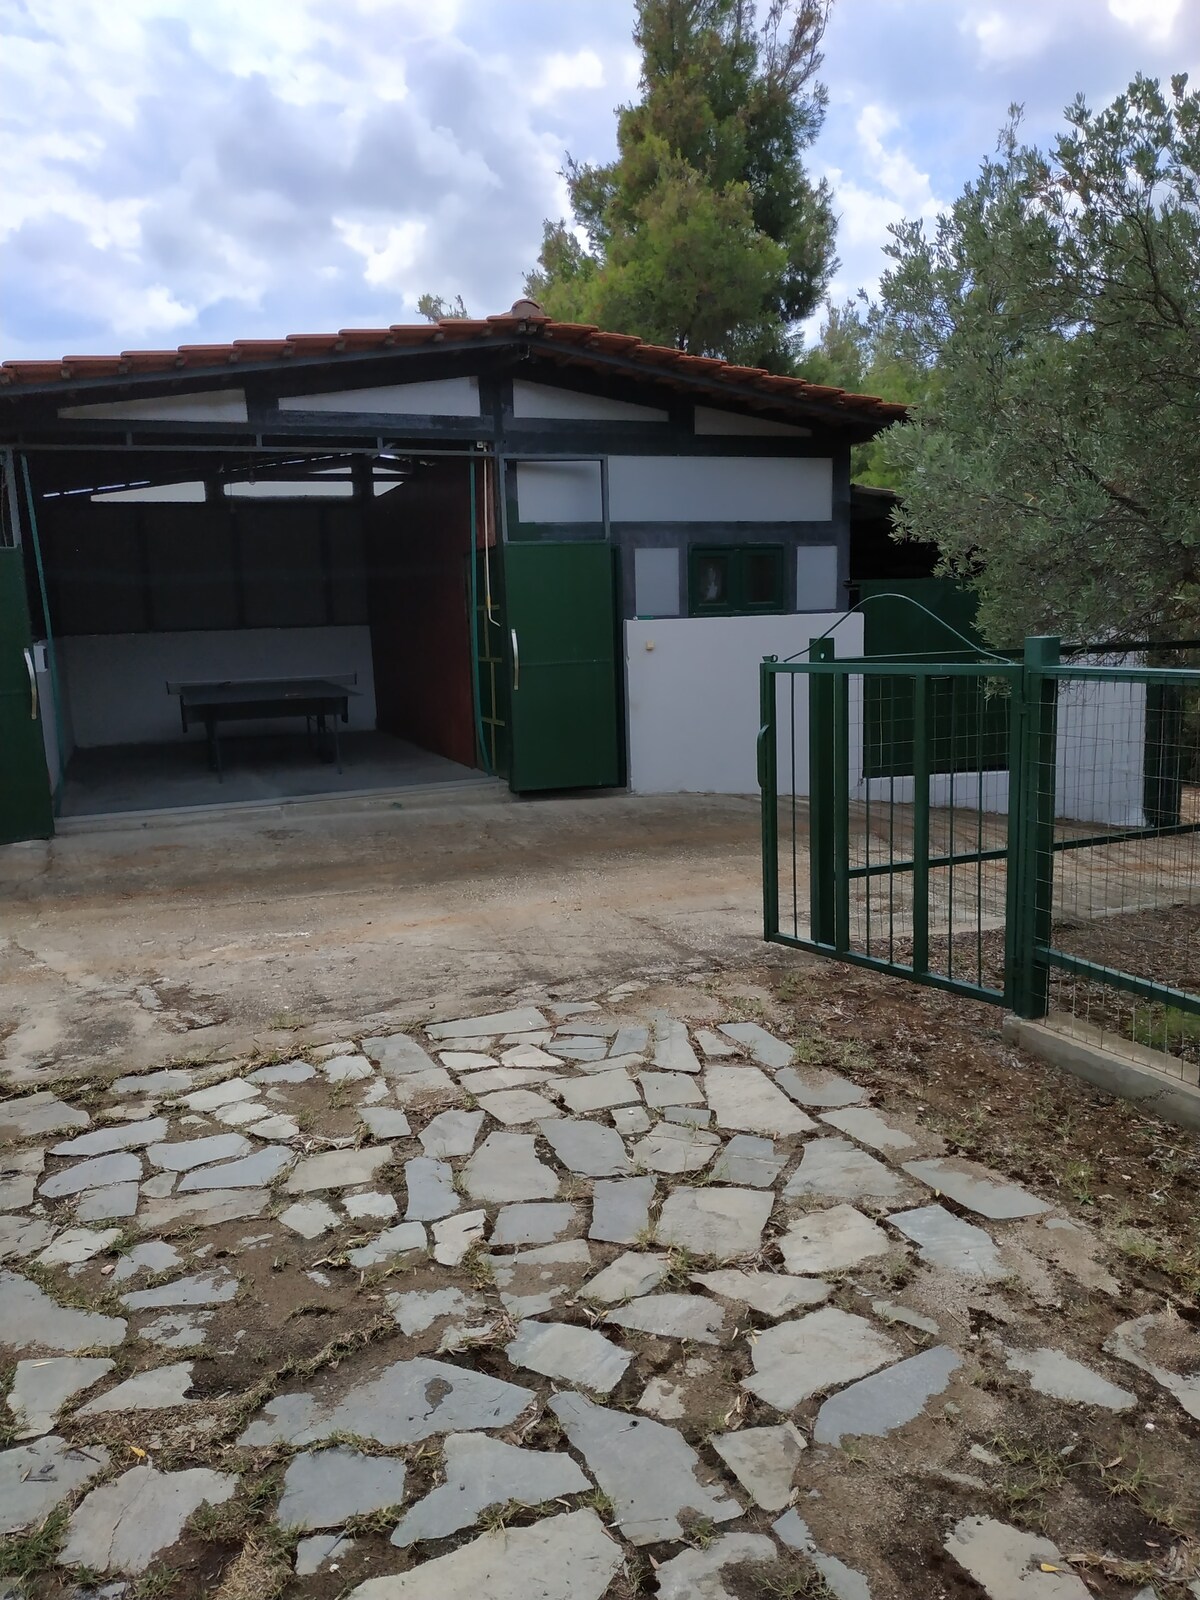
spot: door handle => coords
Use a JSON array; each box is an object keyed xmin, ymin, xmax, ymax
[
  {"xmin": 23, "ymin": 648, "xmax": 37, "ymax": 721},
  {"xmin": 510, "ymin": 628, "xmax": 520, "ymax": 692}
]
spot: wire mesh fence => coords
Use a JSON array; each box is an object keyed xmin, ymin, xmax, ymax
[{"xmin": 761, "ymin": 634, "xmax": 1200, "ymax": 1083}]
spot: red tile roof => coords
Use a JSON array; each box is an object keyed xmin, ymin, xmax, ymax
[{"xmin": 0, "ymin": 304, "xmax": 906, "ymax": 427}]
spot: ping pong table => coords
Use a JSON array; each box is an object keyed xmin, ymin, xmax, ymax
[{"xmin": 169, "ymin": 676, "xmax": 358, "ymax": 780}]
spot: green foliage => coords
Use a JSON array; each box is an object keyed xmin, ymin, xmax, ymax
[
  {"xmin": 526, "ymin": 0, "xmax": 837, "ymax": 370},
  {"xmin": 875, "ymin": 73, "xmax": 1200, "ymax": 645},
  {"xmin": 416, "ymin": 292, "xmax": 469, "ymax": 322}
]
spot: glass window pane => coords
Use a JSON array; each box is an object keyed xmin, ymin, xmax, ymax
[
  {"xmin": 745, "ymin": 549, "xmax": 782, "ymax": 607},
  {"xmin": 696, "ymin": 555, "xmax": 728, "ymax": 606}
]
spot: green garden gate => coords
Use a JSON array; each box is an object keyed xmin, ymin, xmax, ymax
[{"xmin": 759, "ymin": 618, "xmax": 1200, "ymax": 1078}]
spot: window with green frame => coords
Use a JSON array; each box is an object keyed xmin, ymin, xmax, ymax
[{"xmin": 688, "ymin": 544, "xmax": 785, "ymax": 616}]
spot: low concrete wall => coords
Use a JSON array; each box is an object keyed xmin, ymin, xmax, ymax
[
  {"xmin": 625, "ymin": 612, "xmax": 863, "ymax": 794},
  {"xmin": 1003, "ymin": 1012, "xmax": 1200, "ymax": 1131},
  {"xmin": 60, "ymin": 626, "xmax": 377, "ymax": 747}
]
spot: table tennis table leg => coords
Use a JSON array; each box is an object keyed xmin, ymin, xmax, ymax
[
  {"xmin": 333, "ymin": 715, "xmax": 342, "ymax": 774},
  {"xmin": 206, "ymin": 717, "xmax": 223, "ymax": 782}
]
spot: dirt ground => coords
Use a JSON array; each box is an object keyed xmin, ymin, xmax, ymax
[{"xmin": 0, "ymin": 790, "xmax": 765, "ymax": 1083}]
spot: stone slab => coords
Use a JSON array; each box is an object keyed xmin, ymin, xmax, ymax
[
  {"xmin": 147, "ymin": 1134, "xmax": 253, "ymax": 1172},
  {"xmin": 550, "ymin": 1391, "xmax": 740, "ymax": 1545},
  {"xmin": 717, "ymin": 1022, "xmax": 794, "ymax": 1069},
  {"xmin": 944, "ymin": 1515, "xmax": 1090, "ymax": 1599},
  {"xmin": 709, "ymin": 1134, "xmax": 785, "ymax": 1189},
  {"xmin": 121, "ymin": 1271, "xmax": 237, "ymax": 1310},
  {"xmin": 0, "ymin": 1268, "xmax": 126, "ymax": 1352},
  {"xmin": 404, "ymin": 1157, "xmax": 459, "ymax": 1222},
  {"xmin": 461, "ymin": 1066, "xmax": 556, "ymax": 1093},
  {"xmin": 7, "ymin": 1357, "xmax": 115, "ymax": 1438},
  {"xmin": 361, "ymin": 1033, "xmax": 440, "ymax": 1075},
  {"xmin": 655, "ymin": 1533, "xmax": 779, "ymax": 1600},
  {"xmin": 280, "ymin": 1199, "xmax": 340, "ymax": 1239},
  {"xmin": 604, "ymin": 1292, "xmax": 728, "ymax": 1345},
  {"xmin": 76, "ymin": 1183, "xmax": 140, "ymax": 1221},
  {"xmin": 433, "ymin": 1210, "xmax": 487, "ymax": 1266},
  {"xmin": 112, "ymin": 1069, "xmax": 193, "ymax": 1097},
  {"xmin": 275, "ymin": 1446, "xmax": 408, "ymax": 1532},
  {"xmin": 0, "ymin": 1214, "xmax": 56, "ymax": 1261},
  {"xmin": 36, "ymin": 1227, "xmax": 121, "ymax": 1268},
  {"xmin": 428, "ymin": 1007, "xmax": 548, "ymax": 1039},
  {"xmin": 639, "ymin": 1072, "xmax": 704, "ymax": 1108},
  {"xmin": 743, "ymin": 1307, "xmax": 900, "ymax": 1410},
  {"xmin": 77, "ymin": 1362, "xmax": 195, "ymax": 1414},
  {"xmin": 345, "ymin": 1191, "xmax": 398, "ymax": 1221},
  {"xmin": 889, "ymin": 1204, "xmax": 1005, "ymax": 1280},
  {"xmin": 655, "ymin": 1187, "xmax": 772, "ymax": 1262},
  {"xmin": 390, "ymin": 1432, "xmax": 589, "ymax": 1547},
  {"xmin": 777, "ymin": 1204, "xmax": 891, "ymax": 1274},
  {"xmin": 360, "ymin": 1108, "xmax": 413, "ymax": 1140},
  {"xmin": 59, "ymin": 1465, "xmax": 235, "ymax": 1574},
  {"xmin": 0, "ymin": 1092, "xmax": 89, "ymax": 1140},
  {"xmin": 632, "ymin": 1122, "xmax": 720, "ymax": 1175},
  {"xmin": 814, "ymin": 1345, "xmax": 962, "ymax": 1445},
  {"xmin": 776, "ymin": 1067, "xmax": 866, "ymax": 1110},
  {"xmin": 287, "ymin": 1145, "xmax": 394, "ymax": 1194},
  {"xmin": 248, "ymin": 1060, "xmax": 316, "ymax": 1084},
  {"xmin": 463, "ymin": 1133, "xmax": 558, "ymax": 1204},
  {"xmin": 441, "ymin": 1051, "xmax": 498, "ymax": 1072},
  {"xmin": 711, "ymin": 1424, "xmax": 806, "ymax": 1511},
  {"xmin": 112, "ymin": 1241, "xmax": 182, "ymax": 1283},
  {"xmin": 478, "ymin": 1089, "xmax": 563, "ymax": 1126},
  {"xmin": 651, "ymin": 1017, "xmax": 701, "ymax": 1074},
  {"xmin": 696, "ymin": 1029, "xmax": 739, "ymax": 1059},
  {"xmin": 245, "ymin": 1112, "xmax": 301, "ymax": 1141},
  {"xmin": 582, "ymin": 1251, "xmax": 669, "ymax": 1305},
  {"xmin": 177, "ymin": 1145, "xmax": 292, "ymax": 1191},
  {"xmin": 1003, "ymin": 1346, "xmax": 1135, "ymax": 1410},
  {"xmin": 390, "ymin": 1067, "xmax": 460, "ymax": 1105},
  {"xmin": 139, "ymin": 1312, "xmax": 213, "ymax": 1350},
  {"xmin": 553, "ymin": 1038, "xmax": 611, "ymax": 1062},
  {"xmin": 502, "ymin": 1044, "xmax": 563, "ymax": 1069},
  {"xmin": 611, "ymin": 1024, "xmax": 649, "ymax": 1056},
  {"xmin": 785, "ymin": 1138, "xmax": 914, "ymax": 1203},
  {"xmin": 238, "ymin": 1357, "xmax": 535, "ymax": 1447},
  {"xmin": 0, "ymin": 1435, "xmax": 110, "ymax": 1535},
  {"xmin": 1104, "ymin": 1311, "xmax": 1200, "ymax": 1419},
  {"xmin": 589, "ymin": 1176, "xmax": 654, "ymax": 1244},
  {"xmin": 419, "ymin": 1109, "xmax": 484, "ymax": 1159},
  {"xmin": 506, "ymin": 1319, "xmax": 631, "ymax": 1393},
  {"xmin": 295, "ymin": 1533, "xmax": 354, "ymax": 1575},
  {"xmin": 821, "ymin": 1104, "xmax": 941, "ymax": 1156},
  {"xmin": 706, "ymin": 1065, "xmax": 817, "ymax": 1136},
  {"xmin": 346, "ymin": 1223, "xmax": 427, "ymax": 1270},
  {"xmin": 539, "ymin": 1119, "xmax": 632, "ymax": 1177},
  {"xmin": 557, "ymin": 1071, "xmax": 640, "ymax": 1114},
  {"xmin": 387, "ymin": 1287, "xmax": 484, "ymax": 1337},
  {"xmin": 902, "ymin": 1157, "xmax": 1050, "ymax": 1220},
  {"xmin": 137, "ymin": 1191, "xmax": 267, "ymax": 1230},
  {"xmin": 51, "ymin": 1120, "xmax": 169, "ymax": 1158},
  {"xmin": 491, "ymin": 1202, "xmax": 579, "ymax": 1248},
  {"xmin": 346, "ymin": 1508, "xmax": 620, "ymax": 1600},
  {"xmin": 612, "ymin": 1105, "xmax": 651, "ymax": 1136},
  {"xmin": 692, "ymin": 1269, "xmax": 831, "ymax": 1318},
  {"xmin": 40, "ymin": 1152, "xmax": 142, "ymax": 1198},
  {"xmin": 320, "ymin": 1054, "xmax": 374, "ymax": 1083},
  {"xmin": 181, "ymin": 1079, "xmax": 259, "ymax": 1113},
  {"xmin": 492, "ymin": 1240, "xmax": 593, "ymax": 1318}
]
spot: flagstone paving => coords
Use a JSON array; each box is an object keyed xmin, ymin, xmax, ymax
[{"xmin": 1, "ymin": 993, "xmax": 1193, "ymax": 1598}]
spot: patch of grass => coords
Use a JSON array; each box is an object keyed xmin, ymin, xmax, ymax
[
  {"xmin": 1061, "ymin": 1158, "xmax": 1097, "ymax": 1206},
  {"xmin": 662, "ymin": 1245, "xmax": 704, "ymax": 1289},
  {"xmin": 990, "ymin": 1433, "xmax": 1071, "ymax": 1523},
  {"xmin": 1111, "ymin": 1225, "xmax": 1200, "ymax": 1297},
  {"xmin": 211, "ymin": 1534, "xmax": 291, "ymax": 1600},
  {"xmin": 268, "ymin": 1012, "xmax": 308, "ymax": 1031},
  {"xmin": 580, "ymin": 1487, "xmax": 614, "ymax": 1518},
  {"xmin": 131, "ymin": 1565, "xmax": 178, "ymax": 1600},
  {"xmin": 0, "ymin": 1505, "xmax": 68, "ymax": 1581},
  {"xmin": 740, "ymin": 1557, "xmax": 837, "ymax": 1599},
  {"xmin": 461, "ymin": 1242, "xmax": 494, "ymax": 1289},
  {"xmin": 343, "ymin": 1504, "xmax": 404, "ymax": 1536},
  {"xmin": 1132, "ymin": 1003, "xmax": 1200, "ymax": 1054}
]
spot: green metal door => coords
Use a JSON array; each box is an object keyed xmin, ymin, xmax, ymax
[
  {"xmin": 0, "ymin": 545, "xmax": 53, "ymax": 844},
  {"xmin": 504, "ymin": 542, "xmax": 621, "ymax": 793}
]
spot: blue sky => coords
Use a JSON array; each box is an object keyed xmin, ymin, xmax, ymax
[{"xmin": 1, "ymin": 0, "xmax": 1197, "ymax": 361}]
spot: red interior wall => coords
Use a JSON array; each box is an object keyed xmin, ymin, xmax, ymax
[{"xmin": 366, "ymin": 461, "xmax": 477, "ymax": 769}]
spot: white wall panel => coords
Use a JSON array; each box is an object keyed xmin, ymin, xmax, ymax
[
  {"xmin": 796, "ymin": 545, "xmax": 839, "ymax": 611},
  {"xmin": 515, "ymin": 460, "xmax": 603, "ymax": 523},
  {"xmin": 59, "ymin": 390, "xmax": 248, "ymax": 423},
  {"xmin": 513, "ymin": 380, "xmax": 667, "ymax": 422},
  {"xmin": 277, "ymin": 376, "xmax": 479, "ymax": 416},
  {"xmin": 609, "ymin": 455, "xmax": 832, "ymax": 523},
  {"xmin": 626, "ymin": 613, "xmax": 862, "ymax": 794},
  {"xmin": 633, "ymin": 548, "xmax": 681, "ymax": 617},
  {"xmin": 60, "ymin": 627, "xmax": 376, "ymax": 748},
  {"xmin": 694, "ymin": 405, "xmax": 810, "ymax": 437}
]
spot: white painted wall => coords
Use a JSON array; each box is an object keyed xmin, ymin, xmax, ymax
[
  {"xmin": 609, "ymin": 456, "xmax": 832, "ymax": 523},
  {"xmin": 60, "ymin": 626, "xmax": 377, "ymax": 748},
  {"xmin": 516, "ymin": 461, "xmax": 603, "ymax": 523},
  {"xmin": 853, "ymin": 662, "xmax": 1148, "ymax": 827},
  {"xmin": 512, "ymin": 380, "xmax": 667, "ymax": 422},
  {"xmin": 626, "ymin": 613, "xmax": 863, "ymax": 794},
  {"xmin": 276, "ymin": 376, "xmax": 479, "ymax": 416},
  {"xmin": 59, "ymin": 390, "xmax": 248, "ymax": 423}
]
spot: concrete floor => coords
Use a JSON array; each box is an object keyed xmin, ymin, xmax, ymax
[
  {"xmin": 59, "ymin": 732, "xmax": 486, "ymax": 818},
  {"xmin": 0, "ymin": 789, "xmax": 771, "ymax": 1083}
]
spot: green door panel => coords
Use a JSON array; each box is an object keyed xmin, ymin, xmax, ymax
[
  {"xmin": 0, "ymin": 546, "xmax": 53, "ymax": 844},
  {"xmin": 504, "ymin": 542, "xmax": 621, "ymax": 793}
]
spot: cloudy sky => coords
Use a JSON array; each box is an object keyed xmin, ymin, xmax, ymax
[{"xmin": 2, "ymin": 0, "xmax": 1197, "ymax": 361}]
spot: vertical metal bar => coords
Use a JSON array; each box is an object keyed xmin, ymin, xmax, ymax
[
  {"xmin": 759, "ymin": 662, "xmax": 779, "ymax": 940},
  {"xmin": 465, "ymin": 457, "xmax": 492, "ymax": 775},
  {"xmin": 1009, "ymin": 636, "xmax": 1061, "ymax": 1017},
  {"xmin": 912, "ymin": 674, "xmax": 931, "ymax": 976},
  {"xmin": 18, "ymin": 453, "xmax": 67, "ymax": 814},
  {"xmin": 832, "ymin": 667, "xmax": 851, "ymax": 952},
  {"xmin": 808, "ymin": 639, "xmax": 836, "ymax": 946}
]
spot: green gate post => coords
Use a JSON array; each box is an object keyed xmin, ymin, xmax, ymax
[
  {"xmin": 809, "ymin": 638, "xmax": 836, "ymax": 947},
  {"xmin": 758, "ymin": 660, "xmax": 779, "ymax": 940},
  {"xmin": 1009, "ymin": 635, "xmax": 1060, "ymax": 1017}
]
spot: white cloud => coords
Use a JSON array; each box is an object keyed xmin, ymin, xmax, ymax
[
  {"xmin": 966, "ymin": 9, "xmax": 1054, "ymax": 64},
  {"xmin": 334, "ymin": 218, "xmax": 427, "ymax": 289},
  {"xmin": 1107, "ymin": 0, "xmax": 1182, "ymax": 43},
  {"xmin": 530, "ymin": 49, "xmax": 606, "ymax": 105}
]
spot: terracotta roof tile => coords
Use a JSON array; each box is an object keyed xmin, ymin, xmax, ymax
[{"xmin": 0, "ymin": 315, "xmax": 908, "ymax": 424}]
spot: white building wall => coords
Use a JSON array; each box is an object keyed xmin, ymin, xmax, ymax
[
  {"xmin": 626, "ymin": 613, "xmax": 863, "ymax": 794},
  {"xmin": 60, "ymin": 626, "xmax": 377, "ymax": 748}
]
